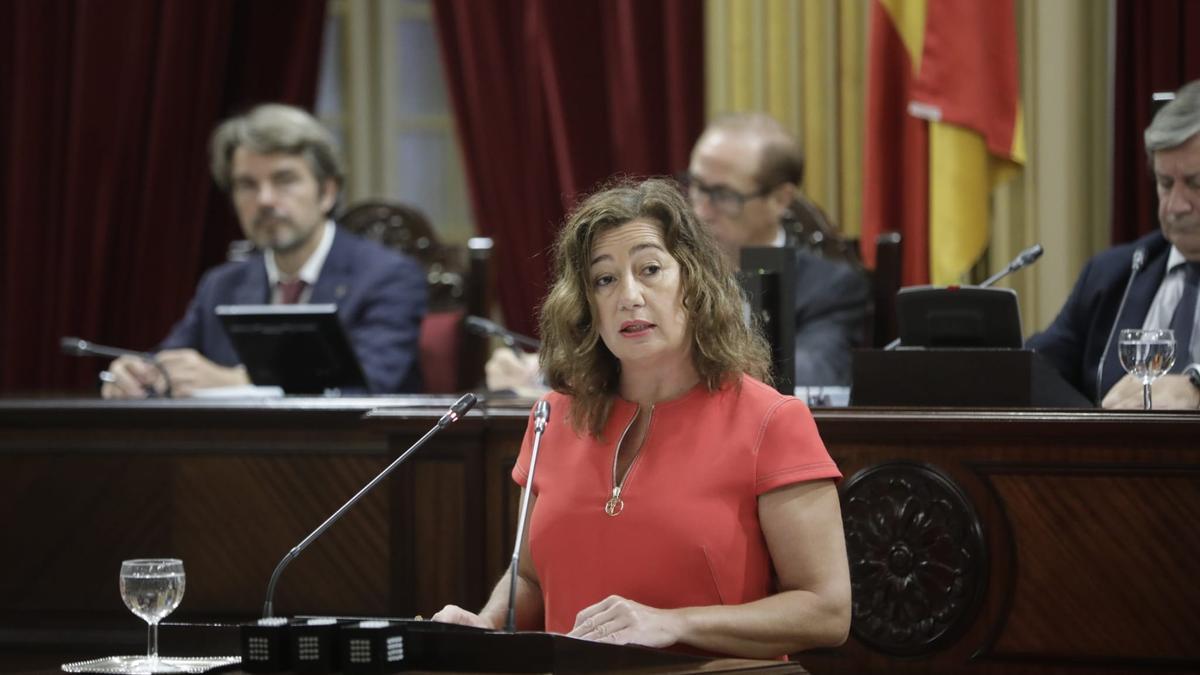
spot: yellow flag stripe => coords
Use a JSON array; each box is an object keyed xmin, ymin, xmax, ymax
[
  {"xmin": 929, "ymin": 122, "xmax": 989, "ymax": 284},
  {"xmin": 879, "ymin": 0, "xmax": 927, "ymax": 73}
]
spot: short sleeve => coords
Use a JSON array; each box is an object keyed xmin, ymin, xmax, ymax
[{"xmin": 753, "ymin": 398, "xmax": 841, "ymax": 495}]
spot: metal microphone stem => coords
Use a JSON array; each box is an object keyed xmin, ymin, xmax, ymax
[
  {"xmin": 263, "ymin": 393, "xmax": 477, "ymax": 618},
  {"xmin": 505, "ymin": 400, "xmax": 549, "ymax": 632}
]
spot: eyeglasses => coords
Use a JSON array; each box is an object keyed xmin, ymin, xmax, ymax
[{"xmin": 681, "ymin": 172, "xmax": 771, "ymax": 217}]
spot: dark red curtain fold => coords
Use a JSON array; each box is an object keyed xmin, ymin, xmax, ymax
[
  {"xmin": 1111, "ymin": 0, "xmax": 1200, "ymax": 244},
  {"xmin": 432, "ymin": 0, "xmax": 704, "ymax": 339},
  {"xmin": 0, "ymin": 0, "xmax": 326, "ymax": 394}
]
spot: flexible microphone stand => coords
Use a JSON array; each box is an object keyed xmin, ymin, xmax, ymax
[
  {"xmin": 1095, "ymin": 248, "xmax": 1146, "ymax": 404},
  {"xmin": 505, "ymin": 399, "xmax": 550, "ymax": 632},
  {"xmin": 262, "ymin": 393, "xmax": 478, "ymax": 618},
  {"xmin": 60, "ymin": 336, "xmax": 174, "ymax": 397}
]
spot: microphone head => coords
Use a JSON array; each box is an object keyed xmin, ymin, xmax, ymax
[
  {"xmin": 1132, "ymin": 247, "xmax": 1147, "ymax": 271},
  {"xmin": 451, "ymin": 392, "xmax": 478, "ymax": 417},
  {"xmin": 1018, "ymin": 244, "xmax": 1044, "ymax": 265},
  {"xmin": 464, "ymin": 316, "xmax": 495, "ymax": 336},
  {"xmin": 60, "ymin": 336, "xmax": 86, "ymax": 355},
  {"xmin": 535, "ymin": 399, "xmax": 550, "ymax": 420}
]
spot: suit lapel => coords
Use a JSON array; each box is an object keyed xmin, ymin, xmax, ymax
[
  {"xmin": 309, "ymin": 228, "xmax": 352, "ymax": 305},
  {"xmin": 232, "ymin": 256, "xmax": 271, "ymax": 305}
]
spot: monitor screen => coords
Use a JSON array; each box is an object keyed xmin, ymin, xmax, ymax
[
  {"xmin": 896, "ymin": 286, "xmax": 1023, "ymax": 349},
  {"xmin": 216, "ymin": 304, "xmax": 367, "ymax": 394}
]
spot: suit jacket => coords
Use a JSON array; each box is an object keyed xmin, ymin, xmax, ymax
[
  {"xmin": 791, "ymin": 248, "xmax": 871, "ymax": 386},
  {"xmin": 1026, "ymin": 230, "xmax": 1172, "ymax": 402},
  {"xmin": 159, "ymin": 227, "xmax": 428, "ymax": 393}
]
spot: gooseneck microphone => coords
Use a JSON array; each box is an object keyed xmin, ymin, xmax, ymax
[
  {"xmin": 980, "ymin": 244, "xmax": 1044, "ymax": 288},
  {"xmin": 883, "ymin": 243, "xmax": 1045, "ymax": 351},
  {"xmin": 1095, "ymin": 247, "xmax": 1147, "ymax": 404},
  {"xmin": 261, "ymin": 393, "xmax": 478, "ymax": 618},
  {"xmin": 60, "ymin": 336, "xmax": 174, "ymax": 397},
  {"xmin": 464, "ymin": 316, "xmax": 541, "ymax": 350},
  {"xmin": 505, "ymin": 399, "xmax": 550, "ymax": 633}
]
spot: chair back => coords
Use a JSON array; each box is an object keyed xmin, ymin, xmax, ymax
[{"xmin": 339, "ymin": 201, "xmax": 490, "ymax": 393}]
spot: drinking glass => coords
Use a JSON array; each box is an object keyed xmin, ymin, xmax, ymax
[
  {"xmin": 1118, "ymin": 328, "xmax": 1176, "ymax": 410},
  {"xmin": 118, "ymin": 558, "xmax": 186, "ymax": 673}
]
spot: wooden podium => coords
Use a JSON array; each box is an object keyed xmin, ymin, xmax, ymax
[{"xmin": 850, "ymin": 348, "xmax": 1093, "ymax": 407}]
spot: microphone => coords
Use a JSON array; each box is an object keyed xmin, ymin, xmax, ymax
[
  {"xmin": 1095, "ymin": 247, "xmax": 1147, "ymax": 404},
  {"xmin": 980, "ymin": 244, "xmax": 1044, "ymax": 288},
  {"xmin": 883, "ymin": 244, "xmax": 1045, "ymax": 350},
  {"xmin": 505, "ymin": 399, "xmax": 550, "ymax": 633},
  {"xmin": 261, "ymin": 392, "xmax": 478, "ymax": 618},
  {"xmin": 61, "ymin": 336, "xmax": 173, "ymax": 397},
  {"xmin": 465, "ymin": 316, "xmax": 541, "ymax": 350}
]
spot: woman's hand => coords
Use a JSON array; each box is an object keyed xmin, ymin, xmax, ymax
[
  {"xmin": 567, "ymin": 595, "xmax": 682, "ymax": 649},
  {"xmin": 430, "ymin": 604, "xmax": 498, "ymax": 630}
]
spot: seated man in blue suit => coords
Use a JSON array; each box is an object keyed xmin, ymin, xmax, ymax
[
  {"xmin": 1028, "ymin": 80, "xmax": 1200, "ymax": 409},
  {"xmin": 102, "ymin": 104, "xmax": 427, "ymax": 397}
]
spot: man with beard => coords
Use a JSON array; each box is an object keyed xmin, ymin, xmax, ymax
[
  {"xmin": 101, "ymin": 104, "xmax": 426, "ymax": 397},
  {"xmin": 1028, "ymin": 80, "xmax": 1200, "ymax": 409}
]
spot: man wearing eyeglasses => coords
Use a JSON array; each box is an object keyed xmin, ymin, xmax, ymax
[{"xmin": 686, "ymin": 113, "xmax": 870, "ymax": 387}]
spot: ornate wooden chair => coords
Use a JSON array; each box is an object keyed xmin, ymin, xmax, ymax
[{"xmin": 339, "ymin": 201, "xmax": 490, "ymax": 393}]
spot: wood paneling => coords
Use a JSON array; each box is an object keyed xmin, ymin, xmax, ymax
[{"xmin": 2, "ymin": 399, "xmax": 1198, "ymax": 674}]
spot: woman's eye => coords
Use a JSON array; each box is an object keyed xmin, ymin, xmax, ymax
[
  {"xmin": 593, "ymin": 274, "xmax": 614, "ymax": 288},
  {"xmin": 643, "ymin": 264, "xmax": 661, "ymax": 276}
]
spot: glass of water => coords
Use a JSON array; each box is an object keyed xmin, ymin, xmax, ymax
[
  {"xmin": 119, "ymin": 558, "xmax": 186, "ymax": 673},
  {"xmin": 1118, "ymin": 328, "xmax": 1176, "ymax": 410}
]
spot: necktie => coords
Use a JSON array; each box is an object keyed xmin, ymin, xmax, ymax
[
  {"xmin": 278, "ymin": 279, "xmax": 306, "ymax": 304},
  {"xmin": 1169, "ymin": 262, "xmax": 1199, "ymax": 370}
]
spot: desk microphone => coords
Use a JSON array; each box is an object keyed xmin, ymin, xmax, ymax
[
  {"xmin": 882, "ymin": 243, "xmax": 1045, "ymax": 350},
  {"xmin": 60, "ymin": 336, "xmax": 173, "ymax": 397},
  {"xmin": 465, "ymin": 316, "xmax": 541, "ymax": 350},
  {"xmin": 505, "ymin": 399, "xmax": 549, "ymax": 633},
  {"xmin": 1095, "ymin": 247, "xmax": 1146, "ymax": 404},
  {"xmin": 261, "ymin": 392, "xmax": 478, "ymax": 618},
  {"xmin": 980, "ymin": 244, "xmax": 1044, "ymax": 288}
]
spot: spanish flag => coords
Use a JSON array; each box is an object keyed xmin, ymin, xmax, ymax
[{"xmin": 863, "ymin": 0, "xmax": 1024, "ymax": 285}]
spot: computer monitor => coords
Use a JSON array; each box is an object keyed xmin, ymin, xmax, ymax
[
  {"xmin": 738, "ymin": 246, "xmax": 796, "ymax": 394},
  {"xmin": 895, "ymin": 286, "xmax": 1023, "ymax": 349},
  {"xmin": 216, "ymin": 304, "xmax": 367, "ymax": 394}
]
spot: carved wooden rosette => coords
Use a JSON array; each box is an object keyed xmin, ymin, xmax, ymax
[{"xmin": 840, "ymin": 461, "xmax": 986, "ymax": 656}]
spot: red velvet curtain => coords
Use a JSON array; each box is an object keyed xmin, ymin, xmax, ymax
[
  {"xmin": 1111, "ymin": 0, "xmax": 1200, "ymax": 244},
  {"xmin": 0, "ymin": 0, "xmax": 327, "ymax": 394},
  {"xmin": 432, "ymin": 0, "xmax": 704, "ymax": 339}
]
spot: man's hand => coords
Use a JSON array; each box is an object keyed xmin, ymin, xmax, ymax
[
  {"xmin": 101, "ymin": 355, "xmax": 167, "ymax": 399},
  {"xmin": 1101, "ymin": 373, "xmax": 1200, "ymax": 410},
  {"xmin": 153, "ymin": 349, "xmax": 251, "ymax": 397},
  {"xmin": 485, "ymin": 347, "xmax": 546, "ymax": 397}
]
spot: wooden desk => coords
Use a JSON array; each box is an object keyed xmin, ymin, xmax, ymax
[{"xmin": 1, "ymin": 399, "xmax": 1197, "ymax": 674}]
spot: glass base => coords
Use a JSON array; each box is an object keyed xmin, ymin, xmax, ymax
[{"xmin": 61, "ymin": 655, "xmax": 239, "ymax": 674}]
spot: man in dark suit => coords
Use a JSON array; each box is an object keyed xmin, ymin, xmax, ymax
[
  {"xmin": 686, "ymin": 113, "xmax": 869, "ymax": 386},
  {"xmin": 102, "ymin": 104, "xmax": 426, "ymax": 397},
  {"xmin": 1028, "ymin": 80, "xmax": 1200, "ymax": 409}
]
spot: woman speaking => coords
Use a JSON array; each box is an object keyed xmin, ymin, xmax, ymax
[{"xmin": 433, "ymin": 178, "xmax": 850, "ymax": 658}]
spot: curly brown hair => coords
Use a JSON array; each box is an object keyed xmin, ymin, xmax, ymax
[{"xmin": 539, "ymin": 177, "xmax": 772, "ymax": 438}]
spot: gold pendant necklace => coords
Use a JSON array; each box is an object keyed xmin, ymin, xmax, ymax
[{"xmin": 605, "ymin": 405, "xmax": 651, "ymax": 516}]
